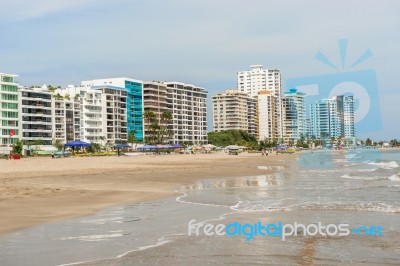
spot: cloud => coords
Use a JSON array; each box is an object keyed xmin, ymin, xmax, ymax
[{"xmin": 0, "ymin": 0, "xmax": 102, "ymax": 24}]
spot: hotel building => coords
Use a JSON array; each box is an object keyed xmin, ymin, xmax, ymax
[{"xmin": 212, "ymin": 90, "xmax": 256, "ymax": 135}]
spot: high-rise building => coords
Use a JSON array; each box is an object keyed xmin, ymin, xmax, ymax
[
  {"xmin": 143, "ymin": 81, "xmax": 171, "ymax": 143},
  {"xmin": 282, "ymin": 88, "xmax": 306, "ymax": 143},
  {"xmin": 212, "ymin": 90, "xmax": 256, "ymax": 134},
  {"xmin": 0, "ymin": 73, "xmax": 20, "ymax": 147},
  {"xmin": 165, "ymin": 82, "xmax": 208, "ymax": 145},
  {"xmin": 237, "ymin": 65, "xmax": 283, "ymax": 139},
  {"xmin": 310, "ymin": 95, "xmax": 355, "ymax": 143},
  {"xmin": 19, "ymin": 87, "xmax": 53, "ymax": 145},
  {"xmin": 256, "ymin": 90, "xmax": 276, "ymax": 141},
  {"xmin": 81, "ymin": 78, "xmax": 144, "ymax": 143}
]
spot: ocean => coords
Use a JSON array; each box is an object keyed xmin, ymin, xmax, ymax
[{"xmin": 1, "ymin": 150, "xmax": 399, "ymax": 265}]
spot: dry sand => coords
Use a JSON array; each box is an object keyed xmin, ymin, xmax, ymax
[{"xmin": 0, "ymin": 152, "xmax": 296, "ymax": 235}]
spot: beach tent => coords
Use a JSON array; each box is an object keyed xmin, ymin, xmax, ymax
[
  {"xmin": 64, "ymin": 140, "xmax": 92, "ymax": 154},
  {"xmin": 114, "ymin": 144, "xmax": 132, "ymax": 156},
  {"xmin": 202, "ymin": 144, "xmax": 216, "ymax": 148},
  {"xmin": 139, "ymin": 145, "xmax": 156, "ymax": 150},
  {"xmin": 225, "ymin": 145, "xmax": 241, "ymax": 150},
  {"xmin": 171, "ymin": 144, "xmax": 183, "ymax": 149},
  {"xmin": 64, "ymin": 140, "xmax": 92, "ymax": 148}
]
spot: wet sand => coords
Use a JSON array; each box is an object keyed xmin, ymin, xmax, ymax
[{"xmin": 0, "ymin": 152, "xmax": 294, "ymax": 235}]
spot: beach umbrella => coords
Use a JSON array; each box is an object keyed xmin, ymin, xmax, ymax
[
  {"xmin": 114, "ymin": 143, "xmax": 132, "ymax": 157},
  {"xmin": 171, "ymin": 144, "xmax": 183, "ymax": 149},
  {"xmin": 114, "ymin": 144, "xmax": 131, "ymax": 149},
  {"xmin": 139, "ymin": 145, "xmax": 155, "ymax": 150}
]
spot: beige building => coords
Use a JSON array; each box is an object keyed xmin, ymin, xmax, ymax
[
  {"xmin": 256, "ymin": 90, "xmax": 277, "ymax": 141},
  {"xmin": 143, "ymin": 81, "xmax": 171, "ymax": 143},
  {"xmin": 212, "ymin": 90, "xmax": 256, "ymax": 135}
]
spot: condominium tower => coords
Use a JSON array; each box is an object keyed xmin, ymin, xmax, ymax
[
  {"xmin": 237, "ymin": 65, "xmax": 283, "ymax": 140},
  {"xmin": 165, "ymin": 82, "xmax": 208, "ymax": 145},
  {"xmin": 282, "ymin": 88, "xmax": 306, "ymax": 143},
  {"xmin": 0, "ymin": 73, "xmax": 20, "ymax": 146},
  {"xmin": 310, "ymin": 95, "xmax": 355, "ymax": 142},
  {"xmin": 212, "ymin": 90, "xmax": 256, "ymax": 135}
]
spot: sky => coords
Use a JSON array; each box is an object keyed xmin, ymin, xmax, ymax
[{"xmin": 1, "ymin": 0, "xmax": 399, "ymax": 140}]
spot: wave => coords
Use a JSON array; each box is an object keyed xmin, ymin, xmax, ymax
[
  {"xmin": 340, "ymin": 174, "xmax": 385, "ymax": 181},
  {"xmin": 257, "ymin": 166, "xmax": 285, "ymax": 171},
  {"xmin": 388, "ymin": 174, "xmax": 400, "ymax": 181},
  {"xmin": 368, "ymin": 161, "xmax": 399, "ymax": 169},
  {"xmin": 301, "ymin": 202, "xmax": 400, "ymax": 213}
]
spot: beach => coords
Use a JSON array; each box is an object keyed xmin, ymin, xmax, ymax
[
  {"xmin": 1, "ymin": 150, "xmax": 399, "ymax": 265},
  {"xmin": 0, "ymin": 152, "xmax": 291, "ymax": 235}
]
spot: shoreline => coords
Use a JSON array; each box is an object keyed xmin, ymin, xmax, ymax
[{"xmin": 0, "ymin": 152, "xmax": 296, "ymax": 235}]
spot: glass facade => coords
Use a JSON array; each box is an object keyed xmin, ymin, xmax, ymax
[{"xmin": 125, "ymin": 81, "xmax": 143, "ymax": 142}]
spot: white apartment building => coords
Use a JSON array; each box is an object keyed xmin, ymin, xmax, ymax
[
  {"xmin": 19, "ymin": 87, "xmax": 53, "ymax": 146},
  {"xmin": 212, "ymin": 90, "xmax": 256, "ymax": 135},
  {"xmin": 63, "ymin": 86, "xmax": 104, "ymax": 144},
  {"xmin": 165, "ymin": 82, "xmax": 208, "ymax": 145},
  {"xmin": 282, "ymin": 88, "xmax": 306, "ymax": 143},
  {"xmin": 82, "ymin": 78, "xmax": 144, "ymax": 143},
  {"xmin": 237, "ymin": 65, "xmax": 283, "ymax": 139},
  {"xmin": 343, "ymin": 96, "xmax": 355, "ymax": 139},
  {"xmin": 52, "ymin": 93, "xmax": 80, "ymax": 144},
  {"xmin": 0, "ymin": 73, "xmax": 20, "ymax": 148}
]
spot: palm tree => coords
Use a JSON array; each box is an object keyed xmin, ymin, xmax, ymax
[
  {"xmin": 143, "ymin": 111, "xmax": 157, "ymax": 144},
  {"xmin": 160, "ymin": 111, "xmax": 173, "ymax": 144},
  {"xmin": 128, "ymin": 130, "xmax": 137, "ymax": 149}
]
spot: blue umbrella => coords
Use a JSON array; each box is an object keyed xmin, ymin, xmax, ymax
[
  {"xmin": 171, "ymin": 144, "xmax": 183, "ymax": 149},
  {"xmin": 64, "ymin": 140, "xmax": 92, "ymax": 147},
  {"xmin": 114, "ymin": 144, "xmax": 131, "ymax": 149}
]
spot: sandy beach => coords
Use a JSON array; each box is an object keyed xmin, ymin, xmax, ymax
[{"xmin": 0, "ymin": 152, "xmax": 293, "ymax": 235}]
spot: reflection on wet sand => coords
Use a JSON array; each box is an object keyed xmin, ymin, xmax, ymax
[{"xmin": 182, "ymin": 174, "xmax": 282, "ymax": 191}]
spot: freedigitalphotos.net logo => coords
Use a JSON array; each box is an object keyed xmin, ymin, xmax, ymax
[
  {"xmin": 188, "ymin": 219, "xmax": 383, "ymax": 241},
  {"xmin": 286, "ymin": 39, "xmax": 382, "ymax": 168}
]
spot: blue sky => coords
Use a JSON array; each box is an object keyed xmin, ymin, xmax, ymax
[{"xmin": 1, "ymin": 0, "xmax": 399, "ymax": 139}]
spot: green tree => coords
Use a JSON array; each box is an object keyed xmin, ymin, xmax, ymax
[
  {"xmin": 159, "ymin": 111, "xmax": 173, "ymax": 144},
  {"xmin": 143, "ymin": 111, "xmax": 157, "ymax": 144},
  {"xmin": 365, "ymin": 138, "xmax": 373, "ymax": 146},
  {"xmin": 128, "ymin": 130, "xmax": 137, "ymax": 147},
  {"xmin": 208, "ymin": 130, "xmax": 257, "ymax": 148},
  {"xmin": 53, "ymin": 139, "xmax": 63, "ymax": 151},
  {"xmin": 12, "ymin": 140, "xmax": 23, "ymax": 155}
]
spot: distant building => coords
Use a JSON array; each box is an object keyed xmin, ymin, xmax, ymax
[
  {"xmin": 310, "ymin": 95, "xmax": 355, "ymax": 145},
  {"xmin": 165, "ymin": 82, "xmax": 208, "ymax": 145},
  {"xmin": 237, "ymin": 65, "xmax": 283, "ymax": 140},
  {"xmin": 256, "ymin": 90, "xmax": 277, "ymax": 141},
  {"xmin": 212, "ymin": 90, "xmax": 256, "ymax": 135},
  {"xmin": 282, "ymin": 88, "xmax": 306, "ymax": 143}
]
